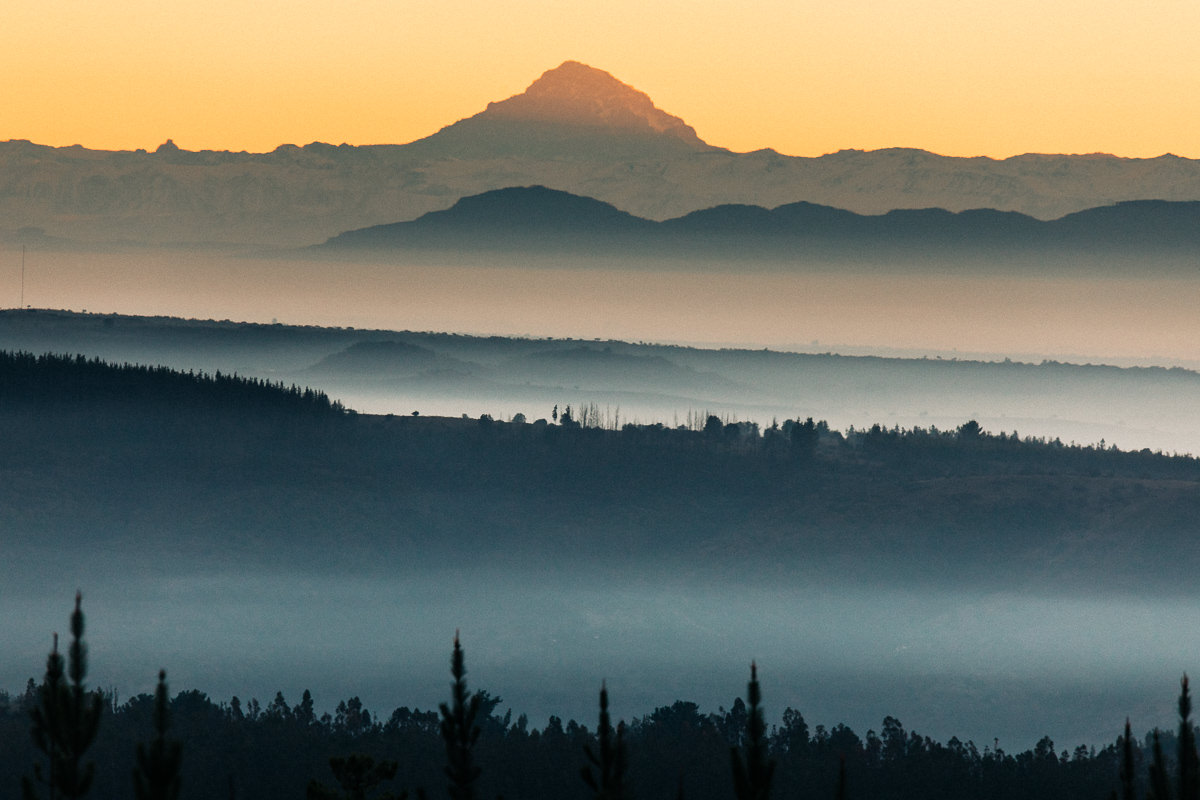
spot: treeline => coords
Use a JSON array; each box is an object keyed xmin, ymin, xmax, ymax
[
  {"xmin": 0, "ymin": 681, "xmax": 1128, "ymax": 800},
  {"xmin": 3, "ymin": 348, "xmax": 1193, "ymax": 483},
  {"xmin": 418, "ymin": 408, "xmax": 1200, "ymax": 488},
  {"xmin": 5, "ymin": 353, "xmax": 1200, "ymax": 588},
  {"xmin": 0, "ymin": 598, "xmax": 1176, "ymax": 800},
  {"xmin": 0, "ymin": 351, "xmax": 343, "ymax": 416}
]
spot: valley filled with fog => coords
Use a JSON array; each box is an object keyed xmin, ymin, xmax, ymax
[
  {"xmin": 4, "ymin": 246, "xmax": 1200, "ymax": 454},
  {"xmin": 1, "ymin": 339, "xmax": 1199, "ymax": 754}
]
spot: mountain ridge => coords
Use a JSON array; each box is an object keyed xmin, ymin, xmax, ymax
[
  {"xmin": 5, "ymin": 61, "xmax": 1200, "ymax": 246},
  {"xmin": 320, "ymin": 186, "xmax": 1200, "ymax": 259}
]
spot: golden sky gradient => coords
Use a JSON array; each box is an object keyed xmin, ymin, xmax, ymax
[{"xmin": 4, "ymin": 0, "xmax": 1199, "ymax": 158}]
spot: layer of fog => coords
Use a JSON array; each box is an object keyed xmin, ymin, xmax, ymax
[
  {"xmin": 3, "ymin": 246, "xmax": 1198, "ymax": 752},
  {"xmin": 5, "ymin": 247, "xmax": 1198, "ymax": 366},
  {"xmin": 4, "ymin": 247, "xmax": 1200, "ymax": 453},
  {"xmin": 1, "ymin": 557, "xmax": 1189, "ymax": 753},
  {"xmin": 331, "ymin": 387, "xmax": 1200, "ymax": 456}
]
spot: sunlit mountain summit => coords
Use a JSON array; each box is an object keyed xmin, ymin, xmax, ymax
[
  {"xmin": 480, "ymin": 60, "xmax": 707, "ymax": 145},
  {"xmin": 406, "ymin": 60, "xmax": 715, "ymax": 158}
]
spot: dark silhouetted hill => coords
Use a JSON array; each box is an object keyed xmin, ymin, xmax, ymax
[
  {"xmin": 323, "ymin": 186, "xmax": 654, "ymax": 250},
  {"xmin": 4, "ymin": 344, "xmax": 1200, "ymax": 593},
  {"xmin": 319, "ymin": 189, "xmax": 1200, "ymax": 260},
  {"xmin": 0, "ymin": 350, "xmax": 342, "ymax": 416},
  {"xmin": 307, "ymin": 340, "xmax": 465, "ymax": 372}
]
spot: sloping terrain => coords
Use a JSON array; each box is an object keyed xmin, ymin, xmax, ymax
[
  {"xmin": 3, "ymin": 309, "xmax": 1199, "ymax": 455},
  {"xmin": 3, "ymin": 348, "xmax": 1200, "ymax": 593}
]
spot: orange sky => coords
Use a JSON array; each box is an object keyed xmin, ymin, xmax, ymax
[{"xmin": 4, "ymin": 0, "xmax": 1199, "ymax": 158}]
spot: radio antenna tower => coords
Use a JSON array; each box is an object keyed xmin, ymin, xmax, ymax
[{"xmin": 20, "ymin": 244, "xmax": 25, "ymax": 308}]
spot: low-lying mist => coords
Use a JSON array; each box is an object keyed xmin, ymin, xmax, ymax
[
  {"xmin": 4, "ymin": 247, "xmax": 1198, "ymax": 365},
  {"xmin": 3, "ymin": 245, "xmax": 1199, "ymax": 759},
  {"xmin": 0, "ymin": 556, "xmax": 1188, "ymax": 754},
  {"xmin": 6, "ymin": 246, "xmax": 1200, "ymax": 454}
]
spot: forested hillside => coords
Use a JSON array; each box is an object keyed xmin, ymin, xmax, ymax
[
  {"xmin": 2, "ymin": 350, "xmax": 1199, "ymax": 592},
  {"xmin": 0, "ymin": 351, "xmax": 342, "ymax": 415}
]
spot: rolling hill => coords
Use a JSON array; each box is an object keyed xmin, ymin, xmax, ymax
[
  {"xmin": 4, "ymin": 345, "xmax": 1200, "ymax": 594},
  {"xmin": 319, "ymin": 186, "xmax": 1200, "ymax": 262}
]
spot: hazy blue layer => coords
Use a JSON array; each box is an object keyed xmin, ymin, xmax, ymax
[{"xmin": 2, "ymin": 555, "xmax": 1189, "ymax": 753}]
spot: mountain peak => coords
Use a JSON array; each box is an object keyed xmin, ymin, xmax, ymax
[{"xmin": 474, "ymin": 61, "xmax": 707, "ymax": 147}]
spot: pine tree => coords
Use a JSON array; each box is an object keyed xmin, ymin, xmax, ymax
[
  {"xmin": 1148, "ymin": 731, "xmax": 1171, "ymax": 800},
  {"xmin": 580, "ymin": 683, "xmax": 627, "ymax": 800},
  {"xmin": 133, "ymin": 670, "xmax": 183, "ymax": 800},
  {"xmin": 1119, "ymin": 718, "xmax": 1136, "ymax": 800},
  {"xmin": 833, "ymin": 754, "xmax": 847, "ymax": 800},
  {"xmin": 730, "ymin": 662, "xmax": 774, "ymax": 800},
  {"xmin": 1181, "ymin": 676, "xmax": 1199, "ymax": 800},
  {"xmin": 23, "ymin": 634, "xmax": 66, "ymax": 800},
  {"xmin": 23, "ymin": 592, "xmax": 102, "ymax": 800},
  {"xmin": 295, "ymin": 689, "xmax": 316, "ymax": 726},
  {"xmin": 439, "ymin": 633, "xmax": 481, "ymax": 800}
]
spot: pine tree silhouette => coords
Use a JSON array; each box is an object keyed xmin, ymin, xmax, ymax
[
  {"xmin": 1182, "ymin": 675, "xmax": 1200, "ymax": 800},
  {"xmin": 1148, "ymin": 731, "xmax": 1171, "ymax": 800},
  {"xmin": 730, "ymin": 662, "xmax": 774, "ymax": 800},
  {"xmin": 580, "ymin": 682, "xmax": 627, "ymax": 800},
  {"xmin": 440, "ymin": 633, "xmax": 481, "ymax": 800},
  {"xmin": 133, "ymin": 670, "xmax": 183, "ymax": 800},
  {"xmin": 1119, "ymin": 718, "xmax": 1136, "ymax": 800},
  {"xmin": 23, "ymin": 592, "xmax": 102, "ymax": 800},
  {"xmin": 1133, "ymin": 677, "xmax": 1200, "ymax": 800}
]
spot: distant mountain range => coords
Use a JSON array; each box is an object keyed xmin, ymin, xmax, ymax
[
  {"xmin": 4, "ymin": 61, "xmax": 1200, "ymax": 247},
  {"xmin": 319, "ymin": 185, "xmax": 1200, "ymax": 262}
]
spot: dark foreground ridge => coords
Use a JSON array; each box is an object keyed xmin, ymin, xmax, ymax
[
  {"xmin": 2, "ymin": 595, "xmax": 1191, "ymax": 800},
  {"xmin": 4, "ymin": 349, "xmax": 1200, "ymax": 592},
  {"xmin": 0, "ymin": 350, "xmax": 343, "ymax": 416}
]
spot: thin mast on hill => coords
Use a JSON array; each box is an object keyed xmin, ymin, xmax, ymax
[{"xmin": 20, "ymin": 244, "xmax": 25, "ymax": 308}]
